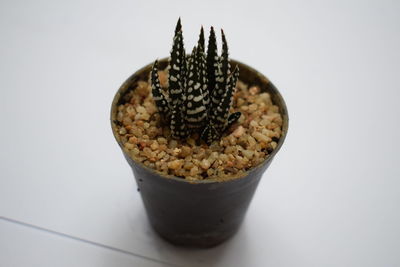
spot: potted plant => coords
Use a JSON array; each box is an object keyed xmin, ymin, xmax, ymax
[{"xmin": 110, "ymin": 18, "xmax": 288, "ymax": 247}]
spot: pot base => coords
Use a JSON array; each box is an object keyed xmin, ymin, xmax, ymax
[{"xmin": 152, "ymin": 225, "xmax": 239, "ymax": 248}]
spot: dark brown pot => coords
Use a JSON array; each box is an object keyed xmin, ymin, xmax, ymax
[{"xmin": 110, "ymin": 58, "xmax": 289, "ymax": 248}]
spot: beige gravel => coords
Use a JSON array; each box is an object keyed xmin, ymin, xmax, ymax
[{"xmin": 115, "ymin": 70, "xmax": 283, "ymax": 181}]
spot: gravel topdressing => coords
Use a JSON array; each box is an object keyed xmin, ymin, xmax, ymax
[{"xmin": 115, "ymin": 69, "xmax": 283, "ymax": 181}]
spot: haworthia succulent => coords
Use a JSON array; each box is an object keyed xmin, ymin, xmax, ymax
[{"xmin": 151, "ymin": 19, "xmax": 241, "ymax": 144}]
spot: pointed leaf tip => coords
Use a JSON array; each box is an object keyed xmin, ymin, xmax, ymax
[
  {"xmin": 175, "ymin": 17, "xmax": 182, "ymax": 33},
  {"xmin": 221, "ymin": 29, "xmax": 227, "ymax": 41},
  {"xmin": 198, "ymin": 26, "xmax": 205, "ymax": 51}
]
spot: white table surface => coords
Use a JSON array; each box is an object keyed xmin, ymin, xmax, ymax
[{"xmin": 1, "ymin": 0, "xmax": 399, "ymax": 266}]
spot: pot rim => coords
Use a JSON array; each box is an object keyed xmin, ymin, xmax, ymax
[{"xmin": 110, "ymin": 58, "xmax": 289, "ymax": 184}]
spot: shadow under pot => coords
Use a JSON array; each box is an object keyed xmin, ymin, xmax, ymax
[{"xmin": 110, "ymin": 58, "xmax": 289, "ymax": 248}]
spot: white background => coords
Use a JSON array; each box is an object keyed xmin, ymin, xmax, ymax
[{"xmin": 1, "ymin": 0, "xmax": 399, "ymax": 266}]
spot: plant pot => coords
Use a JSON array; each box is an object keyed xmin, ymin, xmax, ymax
[{"xmin": 110, "ymin": 58, "xmax": 289, "ymax": 248}]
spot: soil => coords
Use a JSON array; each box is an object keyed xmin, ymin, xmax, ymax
[{"xmin": 115, "ymin": 69, "xmax": 283, "ymax": 181}]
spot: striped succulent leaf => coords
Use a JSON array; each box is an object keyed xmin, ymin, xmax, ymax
[
  {"xmin": 151, "ymin": 19, "xmax": 241, "ymax": 145},
  {"xmin": 151, "ymin": 60, "xmax": 170, "ymax": 120},
  {"xmin": 168, "ymin": 20, "xmax": 185, "ymax": 107},
  {"xmin": 195, "ymin": 29, "xmax": 209, "ymax": 113},
  {"xmin": 206, "ymin": 27, "xmax": 218, "ymax": 98},
  {"xmin": 185, "ymin": 46, "xmax": 207, "ymax": 129},
  {"xmin": 212, "ymin": 30, "xmax": 231, "ymax": 108},
  {"xmin": 198, "ymin": 26, "xmax": 205, "ymax": 52},
  {"xmin": 200, "ymin": 124, "xmax": 220, "ymax": 146},
  {"xmin": 170, "ymin": 106, "xmax": 188, "ymax": 139},
  {"xmin": 226, "ymin": 112, "xmax": 242, "ymax": 131},
  {"xmin": 212, "ymin": 66, "xmax": 239, "ymax": 133}
]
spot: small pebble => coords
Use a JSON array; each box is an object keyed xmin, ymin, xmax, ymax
[
  {"xmin": 119, "ymin": 127, "xmax": 127, "ymax": 135},
  {"xmin": 150, "ymin": 141, "xmax": 159, "ymax": 150},
  {"xmin": 252, "ymin": 132, "xmax": 271, "ymax": 143},
  {"xmin": 200, "ymin": 159, "xmax": 211, "ymax": 170},
  {"xmin": 242, "ymin": 150, "xmax": 254, "ymax": 159},
  {"xmin": 249, "ymin": 86, "xmax": 260, "ymax": 95},
  {"xmin": 168, "ymin": 160, "xmax": 183, "ymax": 170},
  {"xmin": 190, "ymin": 166, "xmax": 199, "ymax": 176},
  {"xmin": 233, "ymin": 126, "xmax": 245, "ymax": 137},
  {"xmin": 179, "ymin": 146, "xmax": 191, "ymax": 157}
]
